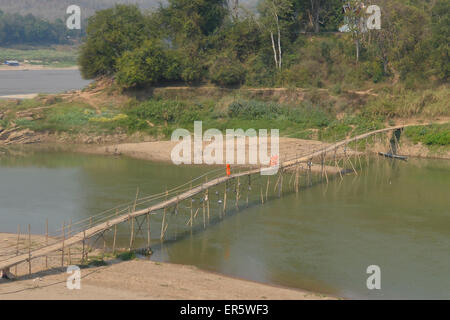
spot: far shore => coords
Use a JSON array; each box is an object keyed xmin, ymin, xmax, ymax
[
  {"xmin": 0, "ymin": 94, "xmax": 39, "ymax": 100},
  {"xmin": 0, "ymin": 64, "xmax": 78, "ymax": 71}
]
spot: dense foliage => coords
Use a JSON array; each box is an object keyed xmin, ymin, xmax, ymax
[
  {"xmin": 76, "ymin": 0, "xmax": 449, "ymax": 89},
  {"xmin": 0, "ymin": 10, "xmax": 81, "ymax": 45}
]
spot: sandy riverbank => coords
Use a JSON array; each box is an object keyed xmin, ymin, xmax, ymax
[
  {"xmin": 0, "ymin": 233, "xmax": 334, "ymax": 300},
  {"xmin": 0, "ymin": 94, "xmax": 39, "ymax": 100},
  {"xmin": 0, "ymin": 64, "xmax": 78, "ymax": 71},
  {"xmin": 81, "ymin": 137, "xmax": 351, "ymax": 165}
]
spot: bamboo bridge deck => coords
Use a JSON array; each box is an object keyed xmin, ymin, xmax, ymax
[{"xmin": 0, "ymin": 125, "xmax": 410, "ymax": 275}]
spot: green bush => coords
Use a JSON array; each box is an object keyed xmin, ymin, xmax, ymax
[
  {"xmin": 405, "ymin": 124, "xmax": 450, "ymax": 146},
  {"xmin": 209, "ymin": 55, "xmax": 246, "ymax": 86},
  {"xmin": 227, "ymin": 100, "xmax": 331, "ymax": 128},
  {"xmin": 78, "ymin": 4, "xmax": 148, "ymax": 78},
  {"xmin": 116, "ymin": 40, "xmax": 169, "ymax": 88}
]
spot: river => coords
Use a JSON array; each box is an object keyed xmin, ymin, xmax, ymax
[
  {"xmin": 0, "ymin": 69, "xmax": 91, "ymax": 96},
  {"xmin": 0, "ymin": 150, "xmax": 449, "ymax": 299}
]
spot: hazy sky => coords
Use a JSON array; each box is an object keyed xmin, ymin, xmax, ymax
[{"xmin": 0, "ymin": 0, "xmax": 259, "ymax": 20}]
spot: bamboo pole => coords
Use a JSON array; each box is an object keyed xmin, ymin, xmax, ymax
[
  {"xmin": 129, "ymin": 213, "xmax": 134, "ymax": 251},
  {"xmin": 28, "ymin": 224, "xmax": 31, "ymax": 275},
  {"xmin": 366, "ymin": 138, "xmax": 370, "ymax": 167},
  {"xmin": 206, "ymin": 177, "xmax": 210, "ymax": 224},
  {"xmin": 45, "ymin": 219, "xmax": 48, "ymax": 269},
  {"xmin": 246, "ymin": 175, "xmax": 250, "ymax": 208},
  {"xmin": 321, "ymin": 154, "xmax": 325, "ymax": 181},
  {"xmin": 61, "ymin": 221, "xmax": 65, "ymax": 267},
  {"xmin": 335, "ymin": 147, "xmax": 343, "ymax": 180},
  {"xmin": 102, "ymin": 233, "xmax": 106, "ymax": 259},
  {"xmin": 68, "ymin": 219, "xmax": 72, "ymax": 265},
  {"xmin": 190, "ymin": 197, "xmax": 193, "ymax": 228},
  {"xmin": 15, "ymin": 225, "xmax": 20, "ymax": 276},
  {"xmin": 279, "ymin": 172, "xmax": 283, "ymax": 197},
  {"xmin": 235, "ymin": 177, "xmax": 240, "ymax": 211},
  {"xmin": 190, "ymin": 184, "xmax": 193, "ymax": 228},
  {"xmin": 206, "ymin": 190, "xmax": 210, "ymax": 224},
  {"xmin": 160, "ymin": 207, "xmax": 167, "ymax": 242},
  {"xmin": 147, "ymin": 213, "xmax": 151, "ymax": 249},
  {"xmin": 112, "ymin": 209, "xmax": 118, "ymax": 254},
  {"xmin": 273, "ymin": 172, "xmax": 281, "ymax": 193},
  {"xmin": 355, "ymin": 142, "xmax": 363, "ymax": 172},
  {"xmin": 345, "ymin": 151, "xmax": 358, "ymax": 175},
  {"xmin": 133, "ymin": 187, "xmax": 139, "ymax": 212},
  {"xmin": 260, "ymin": 185, "xmax": 264, "ymax": 204},
  {"xmin": 202, "ymin": 196, "xmax": 206, "ymax": 229},
  {"xmin": 82, "ymin": 230, "xmax": 86, "ymax": 264},
  {"xmin": 223, "ymin": 183, "xmax": 227, "ymax": 215}
]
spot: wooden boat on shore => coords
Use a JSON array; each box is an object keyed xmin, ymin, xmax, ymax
[{"xmin": 378, "ymin": 152, "xmax": 408, "ymax": 161}]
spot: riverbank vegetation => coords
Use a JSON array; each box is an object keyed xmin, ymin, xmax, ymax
[
  {"xmin": 79, "ymin": 1, "xmax": 448, "ymax": 90},
  {"xmin": 0, "ymin": 1, "xmax": 448, "ymax": 152},
  {"xmin": 0, "ymin": 46, "xmax": 78, "ymax": 67},
  {"xmin": 0, "ymin": 10, "xmax": 82, "ymax": 45},
  {"xmin": 1, "ymin": 84, "xmax": 448, "ymax": 149}
]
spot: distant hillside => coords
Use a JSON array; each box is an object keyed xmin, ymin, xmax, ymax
[
  {"xmin": 0, "ymin": 0, "xmax": 161, "ymax": 21},
  {"xmin": 0, "ymin": 0, "xmax": 257, "ymax": 21}
]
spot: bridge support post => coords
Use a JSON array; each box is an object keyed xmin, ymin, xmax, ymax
[
  {"xmin": 147, "ymin": 214, "xmax": 151, "ymax": 249},
  {"xmin": 130, "ymin": 215, "xmax": 135, "ymax": 251},
  {"xmin": 45, "ymin": 219, "xmax": 48, "ymax": 270},
  {"xmin": 223, "ymin": 183, "xmax": 227, "ymax": 215},
  {"xmin": 28, "ymin": 224, "xmax": 31, "ymax": 275},
  {"xmin": 68, "ymin": 219, "xmax": 72, "ymax": 265},
  {"xmin": 160, "ymin": 207, "xmax": 167, "ymax": 242},
  {"xmin": 61, "ymin": 221, "xmax": 65, "ymax": 267},
  {"xmin": 235, "ymin": 177, "xmax": 240, "ymax": 211},
  {"xmin": 246, "ymin": 175, "xmax": 250, "ymax": 208},
  {"xmin": 82, "ymin": 230, "xmax": 86, "ymax": 264},
  {"xmin": 202, "ymin": 197, "xmax": 206, "ymax": 229},
  {"xmin": 112, "ymin": 210, "xmax": 118, "ymax": 254},
  {"xmin": 278, "ymin": 171, "xmax": 283, "ymax": 198},
  {"xmin": 15, "ymin": 225, "xmax": 20, "ymax": 276}
]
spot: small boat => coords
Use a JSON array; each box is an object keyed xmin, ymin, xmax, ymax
[{"xmin": 378, "ymin": 152, "xmax": 408, "ymax": 161}]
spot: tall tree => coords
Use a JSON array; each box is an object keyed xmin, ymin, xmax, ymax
[
  {"xmin": 78, "ymin": 5, "xmax": 148, "ymax": 78},
  {"xmin": 293, "ymin": 0, "xmax": 342, "ymax": 32},
  {"xmin": 343, "ymin": 0, "xmax": 366, "ymax": 62},
  {"xmin": 258, "ymin": 0, "xmax": 293, "ymax": 70},
  {"xmin": 430, "ymin": 0, "xmax": 449, "ymax": 81}
]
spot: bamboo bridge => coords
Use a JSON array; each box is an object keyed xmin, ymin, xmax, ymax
[{"xmin": 0, "ymin": 125, "xmax": 410, "ymax": 278}]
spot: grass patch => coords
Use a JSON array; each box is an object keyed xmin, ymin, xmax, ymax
[
  {"xmin": 0, "ymin": 46, "xmax": 78, "ymax": 67},
  {"xmin": 404, "ymin": 123, "xmax": 450, "ymax": 146},
  {"xmin": 115, "ymin": 251, "xmax": 136, "ymax": 261}
]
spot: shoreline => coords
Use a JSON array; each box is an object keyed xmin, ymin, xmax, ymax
[
  {"xmin": 0, "ymin": 64, "xmax": 78, "ymax": 71},
  {"xmin": 0, "ymin": 232, "xmax": 335, "ymax": 300}
]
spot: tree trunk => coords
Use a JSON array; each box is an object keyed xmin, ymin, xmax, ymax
[
  {"xmin": 276, "ymin": 14, "xmax": 282, "ymax": 70},
  {"xmin": 355, "ymin": 38, "xmax": 360, "ymax": 62},
  {"xmin": 311, "ymin": 0, "xmax": 320, "ymax": 33},
  {"xmin": 270, "ymin": 31, "xmax": 278, "ymax": 69}
]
